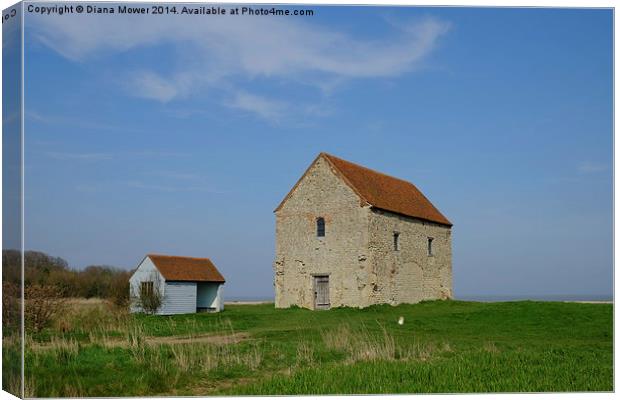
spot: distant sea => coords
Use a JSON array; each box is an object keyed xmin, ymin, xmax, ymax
[
  {"xmin": 227, "ymin": 295, "xmax": 274, "ymax": 302},
  {"xmin": 226, "ymin": 294, "xmax": 613, "ymax": 302}
]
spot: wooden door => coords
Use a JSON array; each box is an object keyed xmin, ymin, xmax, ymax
[{"xmin": 314, "ymin": 275, "xmax": 330, "ymax": 310}]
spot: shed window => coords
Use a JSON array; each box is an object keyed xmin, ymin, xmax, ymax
[
  {"xmin": 317, "ymin": 217, "xmax": 325, "ymax": 237},
  {"xmin": 141, "ymin": 281, "xmax": 154, "ymax": 298},
  {"xmin": 427, "ymin": 237, "xmax": 434, "ymax": 256},
  {"xmin": 393, "ymin": 233, "xmax": 400, "ymax": 251}
]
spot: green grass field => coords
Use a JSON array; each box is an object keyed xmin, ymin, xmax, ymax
[{"xmin": 7, "ymin": 299, "xmax": 613, "ymax": 396}]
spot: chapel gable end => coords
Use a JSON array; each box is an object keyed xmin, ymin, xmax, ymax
[{"xmin": 275, "ymin": 154, "xmax": 364, "ymax": 214}]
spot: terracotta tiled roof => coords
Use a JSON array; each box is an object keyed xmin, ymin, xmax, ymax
[
  {"xmin": 322, "ymin": 153, "xmax": 452, "ymax": 226},
  {"xmin": 147, "ymin": 254, "xmax": 225, "ymax": 283},
  {"xmin": 276, "ymin": 153, "xmax": 451, "ymax": 226}
]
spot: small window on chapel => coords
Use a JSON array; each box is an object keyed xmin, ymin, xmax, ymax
[
  {"xmin": 427, "ymin": 237, "xmax": 434, "ymax": 256},
  {"xmin": 317, "ymin": 217, "xmax": 325, "ymax": 237},
  {"xmin": 393, "ymin": 232, "xmax": 400, "ymax": 251}
]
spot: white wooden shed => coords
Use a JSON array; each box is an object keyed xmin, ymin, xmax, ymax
[{"xmin": 129, "ymin": 254, "xmax": 225, "ymax": 315}]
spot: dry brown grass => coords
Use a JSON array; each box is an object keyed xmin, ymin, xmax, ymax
[
  {"xmin": 3, "ymin": 331, "xmax": 21, "ymax": 347},
  {"xmin": 483, "ymin": 341, "xmax": 500, "ymax": 353},
  {"xmin": 321, "ymin": 323, "xmax": 441, "ymax": 363},
  {"xmin": 296, "ymin": 341, "xmax": 315, "ymax": 366},
  {"xmin": 148, "ymin": 332, "xmax": 249, "ymax": 346},
  {"xmin": 49, "ymin": 335, "xmax": 80, "ymax": 363},
  {"xmin": 45, "ymin": 299, "xmax": 239, "ymax": 349},
  {"xmin": 24, "ymin": 377, "xmax": 37, "ymax": 398},
  {"xmin": 321, "ymin": 324, "xmax": 353, "ymax": 350},
  {"xmin": 109, "ymin": 317, "xmax": 262, "ymax": 377},
  {"xmin": 168, "ymin": 340, "xmax": 263, "ymax": 374},
  {"xmin": 54, "ymin": 298, "xmax": 131, "ymax": 335},
  {"xmin": 415, "ymin": 342, "xmax": 436, "ymax": 361},
  {"xmin": 5, "ymin": 372, "xmax": 23, "ymax": 398},
  {"xmin": 322, "ymin": 324, "xmax": 396, "ymax": 362}
]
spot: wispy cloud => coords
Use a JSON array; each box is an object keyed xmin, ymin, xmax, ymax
[
  {"xmin": 156, "ymin": 172, "xmax": 202, "ymax": 181},
  {"xmin": 76, "ymin": 173, "xmax": 225, "ymax": 194},
  {"xmin": 27, "ymin": 110, "xmax": 146, "ymax": 133},
  {"xmin": 28, "ymin": 13, "xmax": 450, "ymax": 120},
  {"xmin": 45, "ymin": 150, "xmax": 189, "ymax": 162},
  {"xmin": 578, "ymin": 162, "xmax": 608, "ymax": 174},
  {"xmin": 226, "ymin": 91, "xmax": 287, "ymax": 122},
  {"xmin": 125, "ymin": 181, "xmax": 224, "ymax": 194},
  {"xmin": 75, "ymin": 170, "xmax": 226, "ymax": 194},
  {"xmin": 46, "ymin": 152, "xmax": 113, "ymax": 161},
  {"xmin": 27, "ymin": 111, "xmax": 54, "ymax": 124},
  {"xmin": 75, "ymin": 183, "xmax": 109, "ymax": 193},
  {"xmin": 130, "ymin": 70, "xmax": 183, "ymax": 102},
  {"xmin": 129, "ymin": 150, "xmax": 189, "ymax": 158}
]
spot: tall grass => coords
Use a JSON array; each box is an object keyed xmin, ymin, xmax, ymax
[
  {"xmin": 2, "ymin": 332, "xmax": 22, "ymax": 397},
  {"xmin": 296, "ymin": 341, "xmax": 315, "ymax": 366},
  {"xmin": 23, "ymin": 300, "xmax": 613, "ymax": 396},
  {"xmin": 321, "ymin": 323, "xmax": 437, "ymax": 362},
  {"xmin": 170, "ymin": 340, "xmax": 263, "ymax": 373},
  {"xmin": 228, "ymin": 347, "xmax": 613, "ymax": 395},
  {"xmin": 3, "ymin": 365, "xmax": 23, "ymax": 398},
  {"xmin": 125, "ymin": 322, "xmax": 263, "ymax": 376},
  {"xmin": 53, "ymin": 299, "xmax": 131, "ymax": 337},
  {"xmin": 49, "ymin": 336, "xmax": 80, "ymax": 363}
]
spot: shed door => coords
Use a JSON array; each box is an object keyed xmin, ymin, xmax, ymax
[{"xmin": 314, "ymin": 275, "xmax": 330, "ymax": 310}]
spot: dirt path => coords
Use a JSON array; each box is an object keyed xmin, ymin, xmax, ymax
[
  {"xmin": 146, "ymin": 332, "xmax": 249, "ymax": 346},
  {"xmin": 30, "ymin": 332, "xmax": 250, "ymax": 350}
]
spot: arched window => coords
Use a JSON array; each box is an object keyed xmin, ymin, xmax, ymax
[{"xmin": 317, "ymin": 217, "xmax": 325, "ymax": 237}]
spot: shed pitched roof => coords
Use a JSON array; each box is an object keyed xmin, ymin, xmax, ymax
[
  {"xmin": 147, "ymin": 254, "xmax": 225, "ymax": 283},
  {"xmin": 276, "ymin": 153, "xmax": 452, "ymax": 227}
]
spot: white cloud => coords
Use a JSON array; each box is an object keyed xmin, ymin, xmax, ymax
[
  {"xmin": 130, "ymin": 71, "xmax": 180, "ymax": 102},
  {"xmin": 28, "ymin": 12, "xmax": 450, "ymax": 119},
  {"xmin": 226, "ymin": 91, "xmax": 287, "ymax": 122},
  {"xmin": 578, "ymin": 162, "xmax": 608, "ymax": 174}
]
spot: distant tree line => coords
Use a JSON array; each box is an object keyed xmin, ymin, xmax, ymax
[
  {"xmin": 3, "ymin": 249, "xmax": 132, "ymax": 302},
  {"xmin": 3, "ymin": 250, "xmax": 133, "ymax": 332}
]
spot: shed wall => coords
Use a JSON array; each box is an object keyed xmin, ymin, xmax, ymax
[
  {"xmin": 129, "ymin": 256, "xmax": 201, "ymax": 315},
  {"xmin": 160, "ymin": 282, "xmax": 197, "ymax": 315},
  {"xmin": 129, "ymin": 257, "xmax": 166, "ymax": 314}
]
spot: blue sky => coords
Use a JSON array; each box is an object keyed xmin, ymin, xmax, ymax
[
  {"xmin": 2, "ymin": 4, "xmax": 22, "ymax": 253},
  {"xmin": 21, "ymin": 5, "xmax": 612, "ymax": 299}
]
